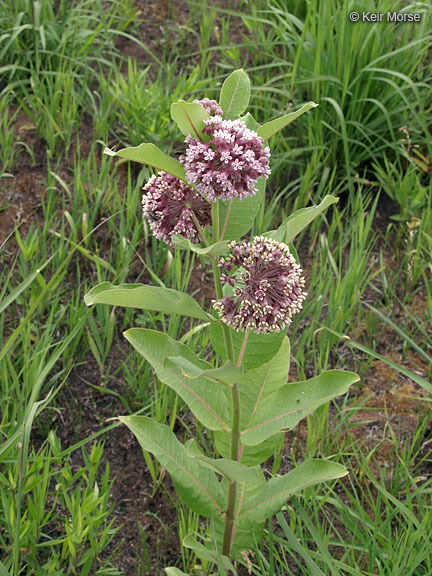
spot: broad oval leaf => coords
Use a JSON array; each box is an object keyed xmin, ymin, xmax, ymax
[
  {"xmin": 104, "ymin": 143, "xmax": 186, "ymax": 181},
  {"xmin": 264, "ymin": 195, "xmax": 339, "ymax": 244},
  {"xmin": 195, "ymin": 456, "xmax": 263, "ymax": 485},
  {"xmin": 119, "ymin": 416, "xmax": 224, "ymax": 517},
  {"xmin": 171, "ymin": 235, "xmax": 230, "ymax": 257},
  {"xmin": 240, "ymin": 112, "xmax": 261, "ymax": 131},
  {"xmin": 170, "ymin": 100, "xmax": 209, "ymax": 140},
  {"xmin": 166, "ymin": 356, "xmax": 245, "ymax": 387},
  {"xmin": 84, "ymin": 282, "xmax": 211, "ymax": 322},
  {"xmin": 257, "ymin": 101, "xmax": 318, "ymax": 141},
  {"xmin": 241, "ymin": 370, "xmax": 360, "ymax": 446},
  {"xmin": 219, "ymin": 69, "xmax": 251, "ymax": 119},
  {"xmin": 125, "ymin": 329, "xmax": 231, "ymax": 432},
  {"xmin": 214, "ymin": 431, "xmax": 283, "ymax": 468},
  {"xmin": 210, "ymin": 319, "xmax": 286, "ymax": 369},
  {"xmin": 238, "ymin": 459, "xmax": 347, "ymax": 527},
  {"xmin": 218, "ymin": 176, "xmax": 266, "ymax": 241},
  {"xmin": 214, "ymin": 337, "xmax": 291, "ymax": 466}
]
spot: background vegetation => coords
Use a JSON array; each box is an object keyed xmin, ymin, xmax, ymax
[{"xmin": 0, "ymin": 0, "xmax": 431, "ymax": 574}]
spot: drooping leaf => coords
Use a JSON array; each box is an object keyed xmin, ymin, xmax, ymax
[
  {"xmin": 218, "ymin": 176, "xmax": 266, "ymax": 241},
  {"xmin": 119, "ymin": 416, "xmax": 224, "ymax": 517},
  {"xmin": 182, "ymin": 534, "xmax": 237, "ymax": 574},
  {"xmin": 257, "ymin": 102, "xmax": 319, "ymax": 141},
  {"xmin": 195, "ymin": 456, "xmax": 263, "ymax": 485},
  {"xmin": 265, "ymin": 195, "xmax": 339, "ymax": 244},
  {"xmin": 170, "ymin": 100, "xmax": 210, "ymax": 140},
  {"xmin": 219, "ymin": 69, "xmax": 251, "ymax": 119},
  {"xmin": 238, "ymin": 459, "xmax": 347, "ymax": 528},
  {"xmin": 104, "ymin": 143, "xmax": 186, "ymax": 181},
  {"xmin": 124, "ymin": 329, "xmax": 231, "ymax": 432},
  {"xmin": 84, "ymin": 282, "xmax": 211, "ymax": 322},
  {"xmin": 171, "ymin": 235, "xmax": 230, "ymax": 257},
  {"xmin": 241, "ymin": 370, "xmax": 360, "ymax": 446},
  {"xmin": 166, "ymin": 356, "xmax": 245, "ymax": 387},
  {"xmin": 210, "ymin": 320, "xmax": 286, "ymax": 369}
]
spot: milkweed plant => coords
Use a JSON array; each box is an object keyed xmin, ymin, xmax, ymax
[{"xmin": 84, "ymin": 70, "xmax": 359, "ymax": 575}]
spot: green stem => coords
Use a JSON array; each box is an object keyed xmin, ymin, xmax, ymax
[
  {"xmin": 222, "ymin": 381, "xmax": 241, "ymax": 557},
  {"xmin": 211, "ymin": 200, "xmax": 239, "ymax": 558},
  {"xmin": 212, "ymin": 202, "xmax": 234, "ymax": 361},
  {"xmin": 189, "ymin": 207, "xmax": 211, "ymax": 247}
]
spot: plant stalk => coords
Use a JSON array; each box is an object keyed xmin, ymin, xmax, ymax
[
  {"xmin": 222, "ymin": 381, "xmax": 241, "ymax": 557},
  {"xmin": 211, "ymin": 201, "xmax": 240, "ymax": 557}
]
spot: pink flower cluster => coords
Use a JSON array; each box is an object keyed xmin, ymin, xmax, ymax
[
  {"xmin": 213, "ymin": 236, "xmax": 307, "ymax": 334},
  {"xmin": 142, "ymin": 172, "xmax": 211, "ymax": 245},
  {"xmin": 181, "ymin": 116, "xmax": 271, "ymax": 202},
  {"xmin": 193, "ymin": 98, "xmax": 223, "ymax": 116}
]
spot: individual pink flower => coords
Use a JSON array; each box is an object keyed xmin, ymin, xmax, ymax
[
  {"xmin": 181, "ymin": 116, "xmax": 271, "ymax": 202},
  {"xmin": 142, "ymin": 171, "xmax": 211, "ymax": 245},
  {"xmin": 213, "ymin": 236, "xmax": 307, "ymax": 334},
  {"xmin": 193, "ymin": 98, "xmax": 223, "ymax": 116}
]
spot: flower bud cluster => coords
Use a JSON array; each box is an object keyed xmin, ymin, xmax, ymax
[
  {"xmin": 213, "ymin": 236, "xmax": 307, "ymax": 334},
  {"xmin": 193, "ymin": 98, "xmax": 223, "ymax": 116},
  {"xmin": 142, "ymin": 172, "xmax": 211, "ymax": 245},
  {"xmin": 181, "ymin": 116, "xmax": 271, "ymax": 202}
]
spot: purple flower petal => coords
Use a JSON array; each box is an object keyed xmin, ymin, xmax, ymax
[
  {"xmin": 213, "ymin": 236, "xmax": 307, "ymax": 334},
  {"xmin": 142, "ymin": 171, "xmax": 211, "ymax": 245}
]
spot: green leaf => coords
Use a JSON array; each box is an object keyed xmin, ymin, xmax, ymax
[
  {"xmin": 241, "ymin": 370, "xmax": 360, "ymax": 446},
  {"xmin": 215, "ymin": 337, "xmax": 290, "ymax": 466},
  {"xmin": 240, "ymin": 112, "xmax": 261, "ymax": 131},
  {"xmin": 215, "ymin": 432, "xmax": 283, "ymax": 468},
  {"xmin": 183, "ymin": 534, "xmax": 237, "ymax": 574},
  {"xmin": 166, "ymin": 357, "xmax": 245, "ymax": 386},
  {"xmin": 171, "ymin": 235, "xmax": 230, "ymax": 257},
  {"xmin": 265, "ymin": 195, "xmax": 339, "ymax": 244},
  {"xmin": 323, "ymin": 327, "xmax": 432, "ymax": 396},
  {"xmin": 195, "ymin": 456, "xmax": 263, "ymax": 485},
  {"xmin": 238, "ymin": 459, "xmax": 347, "ymax": 527},
  {"xmin": 84, "ymin": 282, "xmax": 210, "ymax": 322},
  {"xmin": 257, "ymin": 102, "xmax": 318, "ymax": 141},
  {"xmin": 218, "ymin": 176, "xmax": 266, "ymax": 241},
  {"xmin": 119, "ymin": 416, "xmax": 224, "ymax": 517},
  {"xmin": 165, "ymin": 569, "xmax": 189, "ymax": 576},
  {"xmin": 214, "ymin": 466, "xmax": 267, "ymax": 557},
  {"xmin": 124, "ymin": 329, "xmax": 231, "ymax": 432},
  {"xmin": 219, "ymin": 69, "xmax": 251, "ymax": 119},
  {"xmin": 104, "ymin": 143, "xmax": 186, "ymax": 181},
  {"xmin": 210, "ymin": 321, "xmax": 286, "ymax": 369},
  {"xmin": 170, "ymin": 100, "xmax": 209, "ymax": 140}
]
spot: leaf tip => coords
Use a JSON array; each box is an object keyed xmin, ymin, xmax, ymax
[{"xmin": 103, "ymin": 147, "xmax": 116, "ymax": 157}]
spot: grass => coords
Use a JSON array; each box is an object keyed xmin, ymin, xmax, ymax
[{"xmin": 0, "ymin": 0, "xmax": 431, "ymax": 573}]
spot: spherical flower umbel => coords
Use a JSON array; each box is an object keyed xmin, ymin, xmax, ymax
[
  {"xmin": 142, "ymin": 171, "xmax": 212, "ymax": 245},
  {"xmin": 181, "ymin": 116, "xmax": 271, "ymax": 202},
  {"xmin": 213, "ymin": 236, "xmax": 307, "ymax": 334},
  {"xmin": 193, "ymin": 98, "xmax": 223, "ymax": 117}
]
